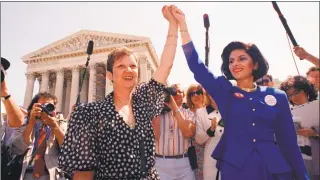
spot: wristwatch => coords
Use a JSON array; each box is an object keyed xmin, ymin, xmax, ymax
[{"xmin": 1, "ymin": 94, "xmax": 11, "ymax": 101}]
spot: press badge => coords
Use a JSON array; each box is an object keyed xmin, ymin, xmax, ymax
[{"xmin": 265, "ymin": 95, "xmax": 277, "ymax": 106}]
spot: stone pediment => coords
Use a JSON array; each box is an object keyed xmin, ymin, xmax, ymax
[{"xmin": 22, "ymin": 30, "xmax": 149, "ymax": 62}]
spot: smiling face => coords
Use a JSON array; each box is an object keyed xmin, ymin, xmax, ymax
[
  {"xmin": 228, "ymin": 49, "xmax": 258, "ymax": 81},
  {"xmin": 107, "ymin": 54, "xmax": 138, "ymax": 89},
  {"xmin": 189, "ymin": 87, "xmax": 204, "ymax": 107}
]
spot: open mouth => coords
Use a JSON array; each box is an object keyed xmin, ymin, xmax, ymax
[
  {"xmin": 233, "ymin": 68, "xmax": 243, "ymax": 73},
  {"xmin": 123, "ymin": 76, "xmax": 133, "ymax": 81}
]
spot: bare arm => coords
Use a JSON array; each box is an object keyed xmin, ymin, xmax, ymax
[
  {"xmin": 294, "ymin": 46, "xmax": 319, "ymax": 67},
  {"xmin": 153, "ymin": 5, "xmax": 178, "ymax": 84},
  {"xmin": 73, "ymin": 171, "xmax": 94, "ymax": 180},
  {"xmin": 1, "ymin": 81, "xmax": 24, "ymax": 127},
  {"xmin": 168, "ymin": 97, "xmax": 195, "ymax": 138}
]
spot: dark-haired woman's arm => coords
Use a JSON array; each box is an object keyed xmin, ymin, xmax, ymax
[{"xmin": 171, "ymin": 6, "xmax": 231, "ymax": 104}]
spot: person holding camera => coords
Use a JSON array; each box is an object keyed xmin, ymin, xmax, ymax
[
  {"xmin": 153, "ymin": 83, "xmax": 196, "ymax": 180},
  {"xmin": 8, "ymin": 92, "xmax": 67, "ymax": 180}
]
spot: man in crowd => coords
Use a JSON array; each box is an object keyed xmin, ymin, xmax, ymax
[{"xmin": 153, "ymin": 84, "xmax": 196, "ymax": 180}]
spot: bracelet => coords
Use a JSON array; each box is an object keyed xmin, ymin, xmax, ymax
[
  {"xmin": 179, "ymin": 29, "xmax": 188, "ymax": 32},
  {"xmin": 167, "ymin": 33, "xmax": 178, "ymax": 38},
  {"xmin": 165, "ymin": 44, "xmax": 177, "ymax": 47},
  {"xmin": 1, "ymin": 94, "xmax": 11, "ymax": 101},
  {"xmin": 173, "ymin": 109, "xmax": 180, "ymax": 116}
]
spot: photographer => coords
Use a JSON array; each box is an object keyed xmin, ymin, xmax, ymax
[
  {"xmin": 153, "ymin": 84, "xmax": 196, "ymax": 180},
  {"xmin": 8, "ymin": 92, "xmax": 67, "ymax": 180}
]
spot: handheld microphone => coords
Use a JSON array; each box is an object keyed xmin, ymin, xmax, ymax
[
  {"xmin": 271, "ymin": 1, "xmax": 302, "ymax": 60},
  {"xmin": 203, "ymin": 14, "xmax": 210, "ymax": 67},
  {"xmin": 76, "ymin": 40, "xmax": 94, "ymax": 105}
]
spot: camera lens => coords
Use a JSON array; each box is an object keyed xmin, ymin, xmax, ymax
[{"xmin": 44, "ymin": 103, "xmax": 55, "ymax": 113}]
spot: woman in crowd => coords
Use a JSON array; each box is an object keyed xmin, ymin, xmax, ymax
[
  {"xmin": 186, "ymin": 84, "xmax": 207, "ymax": 180},
  {"xmin": 280, "ymin": 75, "xmax": 319, "ymax": 180},
  {"xmin": 193, "ymin": 91, "xmax": 222, "ymax": 180},
  {"xmin": 58, "ymin": 5, "xmax": 178, "ymax": 180},
  {"xmin": 169, "ymin": 5, "xmax": 309, "ymax": 180}
]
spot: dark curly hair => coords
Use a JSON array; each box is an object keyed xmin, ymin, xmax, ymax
[
  {"xmin": 221, "ymin": 41, "xmax": 269, "ymax": 81},
  {"xmin": 279, "ymin": 75, "xmax": 318, "ymax": 105}
]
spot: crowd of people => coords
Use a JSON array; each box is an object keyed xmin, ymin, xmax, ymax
[{"xmin": 1, "ymin": 4, "xmax": 319, "ymax": 180}]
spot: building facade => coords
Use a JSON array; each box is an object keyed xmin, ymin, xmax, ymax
[{"xmin": 22, "ymin": 30, "xmax": 160, "ymax": 117}]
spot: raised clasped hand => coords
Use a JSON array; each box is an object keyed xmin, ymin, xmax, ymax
[
  {"xmin": 169, "ymin": 5, "xmax": 185, "ymax": 24},
  {"xmin": 162, "ymin": 5, "xmax": 177, "ymax": 24}
]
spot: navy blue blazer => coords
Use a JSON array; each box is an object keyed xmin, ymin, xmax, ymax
[{"xmin": 182, "ymin": 41, "xmax": 309, "ymax": 180}]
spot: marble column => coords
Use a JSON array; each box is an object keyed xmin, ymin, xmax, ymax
[
  {"xmin": 39, "ymin": 71, "xmax": 49, "ymax": 92},
  {"xmin": 23, "ymin": 73, "xmax": 36, "ymax": 108},
  {"xmin": 49, "ymin": 78, "xmax": 56, "ymax": 95},
  {"xmin": 69, "ymin": 66, "xmax": 80, "ymax": 111},
  {"xmin": 80, "ymin": 70, "xmax": 89, "ymax": 104},
  {"xmin": 64, "ymin": 78, "xmax": 71, "ymax": 117},
  {"xmin": 139, "ymin": 55, "xmax": 148, "ymax": 83},
  {"xmin": 88, "ymin": 64, "xmax": 97, "ymax": 103},
  {"xmin": 54, "ymin": 69, "xmax": 64, "ymax": 112}
]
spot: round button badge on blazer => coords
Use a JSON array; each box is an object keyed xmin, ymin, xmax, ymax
[{"xmin": 265, "ymin": 95, "xmax": 277, "ymax": 106}]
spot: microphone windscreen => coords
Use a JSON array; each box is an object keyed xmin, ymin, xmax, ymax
[
  {"xmin": 87, "ymin": 40, "xmax": 94, "ymax": 55},
  {"xmin": 203, "ymin": 14, "xmax": 210, "ymax": 28}
]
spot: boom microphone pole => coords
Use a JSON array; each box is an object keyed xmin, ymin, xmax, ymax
[
  {"xmin": 272, "ymin": 1, "xmax": 302, "ymax": 60},
  {"xmin": 76, "ymin": 40, "xmax": 94, "ymax": 105}
]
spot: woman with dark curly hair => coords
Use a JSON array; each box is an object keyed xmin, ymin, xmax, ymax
[
  {"xmin": 170, "ymin": 5, "xmax": 309, "ymax": 180},
  {"xmin": 280, "ymin": 75, "xmax": 318, "ymax": 106},
  {"xmin": 280, "ymin": 75, "xmax": 319, "ymax": 180}
]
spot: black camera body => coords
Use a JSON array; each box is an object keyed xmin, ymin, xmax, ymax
[
  {"xmin": 39, "ymin": 103, "xmax": 55, "ymax": 117},
  {"xmin": 161, "ymin": 87, "xmax": 177, "ymax": 114}
]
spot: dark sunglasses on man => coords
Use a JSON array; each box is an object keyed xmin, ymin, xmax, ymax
[
  {"xmin": 256, "ymin": 78, "xmax": 270, "ymax": 85},
  {"xmin": 189, "ymin": 90, "xmax": 203, "ymax": 97}
]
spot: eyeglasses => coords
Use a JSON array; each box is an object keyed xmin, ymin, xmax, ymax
[
  {"xmin": 189, "ymin": 90, "xmax": 203, "ymax": 97},
  {"xmin": 256, "ymin": 78, "xmax": 270, "ymax": 85},
  {"xmin": 286, "ymin": 89, "xmax": 301, "ymax": 98}
]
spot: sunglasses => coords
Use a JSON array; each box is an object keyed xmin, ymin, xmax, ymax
[
  {"xmin": 256, "ymin": 78, "xmax": 270, "ymax": 85},
  {"xmin": 189, "ymin": 90, "xmax": 203, "ymax": 97},
  {"xmin": 286, "ymin": 89, "xmax": 301, "ymax": 98}
]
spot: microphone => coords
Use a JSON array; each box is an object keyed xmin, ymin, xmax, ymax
[
  {"xmin": 87, "ymin": 40, "xmax": 94, "ymax": 55},
  {"xmin": 76, "ymin": 40, "xmax": 94, "ymax": 105},
  {"xmin": 203, "ymin": 14, "xmax": 210, "ymax": 29},
  {"xmin": 203, "ymin": 14, "xmax": 210, "ymax": 67}
]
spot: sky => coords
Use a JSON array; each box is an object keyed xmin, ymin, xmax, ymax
[{"xmin": 1, "ymin": 1, "xmax": 319, "ymax": 107}]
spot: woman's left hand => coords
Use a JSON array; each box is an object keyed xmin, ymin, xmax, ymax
[{"xmin": 297, "ymin": 128, "xmax": 318, "ymax": 137}]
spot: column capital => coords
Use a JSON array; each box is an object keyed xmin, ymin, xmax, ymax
[
  {"xmin": 138, "ymin": 55, "xmax": 148, "ymax": 64},
  {"xmin": 39, "ymin": 71, "xmax": 50, "ymax": 76},
  {"xmin": 25, "ymin": 72, "xmax": 35, "ymax": 80},
  {"xmin": 71, "ymin": 66, "xmax": 81, "ymax": 73},
  {"xmin": 56, "ymin": 69, "xmax": 65, "ymax": 75}
]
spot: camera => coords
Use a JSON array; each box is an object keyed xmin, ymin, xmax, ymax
[
  {"xmin": 1, "ymin": 57, "xmax": 10, "ymax": 83},
  {"xmin": 39, "ymin": 103, "xmax": 55, "ymax": 117},
  {"xmin": 163, "ymin": 87, "xmax": 177, "ymax": 103},
  {"xmin": 161, "ymin": 87, "xmax": 178, "ymax": 114}
]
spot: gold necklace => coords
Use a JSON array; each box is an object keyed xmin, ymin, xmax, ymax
[{"xmin": 237, "ymin": 83, "xmax": 257, "ymax": 92}]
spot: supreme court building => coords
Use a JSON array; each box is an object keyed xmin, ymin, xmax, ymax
[{"xmin": 22, "ymin": 30, "xmax": 160, "ymax": 117}]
